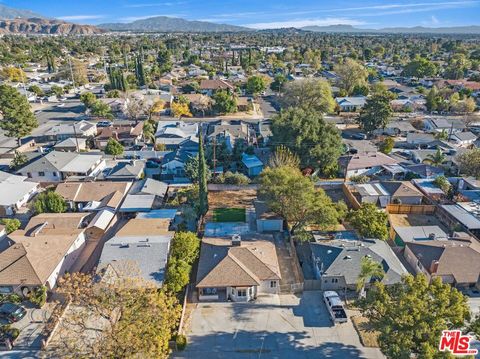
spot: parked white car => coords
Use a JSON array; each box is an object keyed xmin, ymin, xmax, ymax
[{"xmin": 323, "ymin": 291, "xmax": 348, "ymax": 324}]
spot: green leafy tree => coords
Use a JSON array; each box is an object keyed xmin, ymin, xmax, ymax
[
  {"xmin": 334, "ymin": 58, "xmax": 368, "ymax": 95},
  {"xmin": 356, "ymin": 256, "xmax": 385, "ymax": 293},
  {"xmin": 0, "ymin": 85, "xmax": 38, "ymax": 146},
  {"xmin": 358, "ymin": 275, "xmax": 470, "ymax": 359},
  {"xmin": 402, "ymin": 57, "xmax": 437, "ymax": 78},
  {"xmin": 104, "ymin": 138, "xmax": 124, "ymax": 158},
  {"xmin": 50, "ymin": 85, "xmax": 64, "ymax": 97},
  {"xmin": 170, "ymin": 232, "xmax": 200, "ymax": 265},
  {"xmin": 348, "ymin": 203, "xmax": 388, "ymax": 240},
  {"xmin": 212, "ymin": 90, "xmax": 237, "ymax": 114},
  {"xmin": 271, "ymin": 107, "xmax": 342, "ymax": 175},
  {"xmin": 426, "ymin": 86, "xmax": 440, "ymax": 112},
  {"xmin": 184, "ymin": 155, "xmax": 212, "ymax": 184},
  {"xmin": 165, "ymin": 258, "xmax": 191, "ymax": 293},
  {"xmin": 80, "ymin": 92, "xmax": 97, "ymax": 109},
  {"xmin": 357, "ymin": 94, "xmax": 393, "ymax": 134},
  {"xmin": 457, "ymin": 148, "xmax": 480, "ymax": 178},
  {"xmin": 268, "ymin": 145, "xmax": 301, "ymax": 169},
  {"xmin": 270, "ymin": 73, "xmax": 287, "ymax": 93},
  {"xmin": 279, "ymin": 78, "xmax": 335, "ymax": 114},
  {"xmin": 0, "ymin": 218, "xmax": 21, "ymax": 234},
  {"xmin": 379, "ymin": 137, "xmax": 394, "ymax": 154},
  {"xmin": 433, "ymin": 175, "xmax": 451, "ymax": 193},
  {"xmin": 9, "ymin": 151, "xmax": 28, "ymax": 170},
  {"xmin": 33, "ymin": 191, "xmax": 67, "ymax": 214},
  {"xmin": 91, "ymin": 100, "xmax": 113, "ymax": 119},
  {"xmin": 258, "ymin": 166, "xmax": 344, "ymax": 234},
  {"xmin": 55, "ymin": 272, "xmax": 180, "ymax": 358},
  {"xmin": 198, "ymin": 133, "xmax": 208, "ymax": 216},
  {"xmin": 28, "ymin": 85, "xmax": 44, "ymax": 97},
  {"xmin": 246, "ymin": 75, "xmax": 266, "ymax": 95},
  {"xmin": 425, "ymin": 148, "xmax": 446, "ymax": 167}
]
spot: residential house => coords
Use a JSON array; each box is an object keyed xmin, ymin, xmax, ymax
[
  {"xmin": 335, "ymin": 96, "xmax": 367, "ymax": 112},
  {"xmin": 404, "ymin": 240, "xmax": 480, "ymax": 288},
  {"xmin": 404, "ymin": 164, "xmax": 444, "ymax": 179},
  {"xmin": 155, "ymin": 121, "xmax": 198, "ymax": 150},
  {"xmin": 309, "ymin": 236, "xmax": 408, "ymax": 291},
  {"xmin": 424, "ymin": 118, "xmax": 466, "ymax": 134},
  {"xmin": 53, "ymin": 137, "xmax": 88, "ymax": 152},
  {"xmin": 0, "ymin": 171, "xmax": 39, "ymax": 216},
  {"xmin": 17, "ymin": 151, "xmax": 105, "ymax": 183},
  {"xmin": 44, "ymin": 120, "xmax": 97, "ymax": 142},
  {"xmin": 55, "ymin": 181, "xmax": 132, "ymax": 211},
  {"xmin": 351, "ymin": 181, "xmax": 424, "ymax": 207},
  {"xmin": 95, "ymin": 122, "xmax": 143, "ymax": 149},
  {"xmin": 200, "ymin": 79, "xmax": 235, "ymax": 96},
  {"xmin": 97, "ymin": 218, "xmax": 174, "ymax": 286},
  {"xmin": 103, "ymin": 160, "xmax": 145, "ymax": 181},
  {"xmin": 0, "ymin": 213, "xmax": 89, "ymax": 293},
  {"xmin": 341, "ymin": 152, "xmax": 399, "ymax": 178},
  {"xmin": 449, "ymin": 131, "xmax": 477, "ymax": 147},
  {"xmin": 437, "ymin": 204, "xmax": 480, "ymax": 238},
  {"xmin": 406, "ymin": 133, "xmax": 435, "ymax": 146},
  {"xmin": 161, "ymin": 149, "xmax": 196, "ymax": 182},
  {"xmin": 207, "ymin": 120, "xmax": 254, "ymax": 151},
  {"xmin": 196, "ymin": 236, "xmax": 281, "ymax": 302}
]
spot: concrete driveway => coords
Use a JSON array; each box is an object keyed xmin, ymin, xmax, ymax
[
  {"xmin": 175, "ymin": 291, "xmax": 384, "ymax": 359},
  {"xmin": 11, "ymin": 303, "xmax": 54, "ymax": 350}
]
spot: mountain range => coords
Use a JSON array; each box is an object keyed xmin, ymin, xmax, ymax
[
  {"xmin": 301, "ymin": 24, "xmax": 480, "ymax": 34},
  {"xmin": 98, "ymin": 16, "xmax": 248, "ymax": 32},
  {"xmin": 0, "ymin": 4, "xmax": 479, "ymax": 35}
]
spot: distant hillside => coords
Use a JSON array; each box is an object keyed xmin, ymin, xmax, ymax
[
  {"xmin": 301, "ymin": 24, "xmax": 480, "ymax": 34},
  {"xmin": 99, "ymin": 16, "xmax": 249, "ymax": 33},
  {"xmin": 0, "ymin": 18, "xmax": 104, "ymax": 35},
  {"xmin": 0, "ymin": 4, "xmax": 44, "ymax": 19}
]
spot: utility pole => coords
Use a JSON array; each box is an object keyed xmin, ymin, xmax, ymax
[{"xmin": 72, "ymin": 123, "xmax": 80, "ymax": 152}]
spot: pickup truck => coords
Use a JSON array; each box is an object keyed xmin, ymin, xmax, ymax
[{"xmin": 323, "ymin": 291, "xmax": 348, "ymax": 324}]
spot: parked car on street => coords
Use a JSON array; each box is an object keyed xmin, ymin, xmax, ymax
[
  {"xmin": 0, "ymin": 303, "xmax": 26, "ymax": 324},
  {"xmin": 323, "ymin": 291, "xmax": 348, "ymax": 324}
]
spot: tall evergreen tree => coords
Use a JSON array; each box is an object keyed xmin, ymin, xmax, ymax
[{"xmin": 198, "ymin": 131, "xmax": 208, "ymax": 216}]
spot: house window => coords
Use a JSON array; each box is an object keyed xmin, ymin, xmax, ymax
[
  {"xmin": 270, "ymin": 281, "xmax": 277, "ymax": 288},
  {"xmin": 27, "ymin": 173, "xmax": 32, "ymax": 178},
  {"xmin": 38, "ymin": 171, "xmax": 45, "ymax": 177},
  {"xmin": 237, "ymin": 289, "xmax": 247, "ymax": 297},
  {"xmin": 331, "ymin": 278, "xmax": 338, "ymax": 283}
]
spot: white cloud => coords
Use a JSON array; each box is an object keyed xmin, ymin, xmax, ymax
[
  {"xmin": 245, "ymin": 18, "xmax": 366, "ymax": 30},
  {"xmin": 431, "ymin": 15, "xmax": 440, "ymax": 24},
  {"xmin": 58, "ymin": 15, "xmax": 105, "ymax": 21},
  {"xmin": 124, "ymin": 1, "xmax": 188, "ymax": 8}
]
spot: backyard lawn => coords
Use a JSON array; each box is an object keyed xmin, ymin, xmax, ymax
[{"xmin": 213, "ymin": 208, "xmax": 246, "ymax": 222}]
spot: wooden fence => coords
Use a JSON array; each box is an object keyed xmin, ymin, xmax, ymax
[
  {"xmin": 342, "ymin": 183, "xmax": 361, "ymax": 209},
  {"xmin": 386, "ymin": 204, "xmax": 436, "ymax": 215}
]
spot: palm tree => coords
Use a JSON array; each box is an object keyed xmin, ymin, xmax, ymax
[
  {"xmin": 424, "ymin": 147, "xmax": 446, "ymax": 167},
  {"xmin": 356, "ymin": 256, "xmax": 385, "ymax": 294}
]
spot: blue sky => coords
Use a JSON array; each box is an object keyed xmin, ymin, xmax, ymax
[{"xmin": 4, "ymin": 0, "xmax": 480, "ymax": 28}]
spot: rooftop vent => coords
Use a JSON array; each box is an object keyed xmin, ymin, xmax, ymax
[{"xmin": 231, "ymin": 234, "xmax": 241, "ymax": 247}]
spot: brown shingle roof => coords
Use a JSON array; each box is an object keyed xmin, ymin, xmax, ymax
[
  {"xmin": 196, "ymin": 237, "xmax": 281, "ymax": 288},
  {"xmin": 406, "ymin": 240, "xmax": 480, "ymax": 284},
  {"xmin": 55, "ymin": 182, "xmax": 131, "ymax": 209},
  {"xmin": 200, "ymin": 79, "xmax": 234, "ymax": 91},
  {"xmin": 0, "ymin": 213, "xmax": 87, "ymax": 286},
  {"xmin": 115, "ymin": 218, "xmax": 172, "ymax": 237}
]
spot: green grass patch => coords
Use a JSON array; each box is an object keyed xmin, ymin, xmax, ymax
[{"xmin": 213, "ymin": 208, "xmax": 246, "ymax": 222}]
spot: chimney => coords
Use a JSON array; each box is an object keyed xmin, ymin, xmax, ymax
[
  {"xmin": 429, "ymin": 260, "xmax": 439, "ymax": 274},
  {"xmin": 231, "ymin": 234, "xmax": 241, "ymax": 247},
  {"xmin": 428, "ymin": 233, "xmax": 436, "ymax": 240}
]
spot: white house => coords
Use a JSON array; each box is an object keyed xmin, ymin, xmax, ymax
[
  {"xmin": 17, "ymin": 151, "xmax": 105, "ymax": 183},
  {"xmin": 0, "ymin": 171, "xmax": 39, "ymax": 216},
  {"xmin": 335, "ymin": 96, "xmax": 367, "ymax": 112}
]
